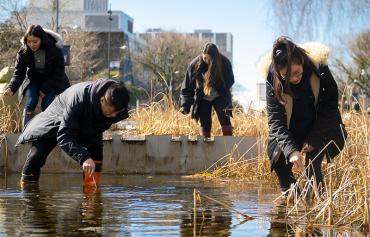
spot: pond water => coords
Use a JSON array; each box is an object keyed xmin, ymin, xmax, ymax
[{"xmin": 0, "ymin": 174, "xmax": 364, "ymax": 236}]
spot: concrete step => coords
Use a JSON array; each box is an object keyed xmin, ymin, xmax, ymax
[{"xmin": 0, "ymin": 133, "xmax": 259, "ymax": 174}]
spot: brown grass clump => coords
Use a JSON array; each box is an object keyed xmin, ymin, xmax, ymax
[
  {"xmin": 0, "ymin": 99, "xmax": 21, "ymax": 134},
  {"xmin": 202, "ymin": 109, "xmax": 369, "ymax": 230},
  {"xmin": 129, "ymin": 96, "xmax": 266, "ymax": 137}
]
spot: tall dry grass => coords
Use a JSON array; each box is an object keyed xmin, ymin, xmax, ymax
[
  {"xmin": 0, "ymin": 99, "xmax": 21, "ymax": 134},
  {"xmin": 194, "ymin": 107, "xmax": 368, "ymax": 229},
  {"xmin": 129, "ymin": 96, "xmax": 267, "ymax": 137},
  {"xmin": 267, "ymin": 112, "xmax": 369, "ymax": 230},
  {"xmin": 129, "ymin": 96, "xmax": 368, "ymax": 230}
]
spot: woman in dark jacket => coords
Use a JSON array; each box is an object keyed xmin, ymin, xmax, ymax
[
  {"xmin": 3, "ymin": 25, "xmax": 69, "ymax": 127},
  {"xmin": 180, "ymin": 43, "xmax": 234, "ymax": 138},
  {"xmin": 261, "ymin": 37, "xmax": 347, "ymax": 197}
]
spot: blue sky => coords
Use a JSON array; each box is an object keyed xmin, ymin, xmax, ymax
[{"xmin": 110, "ymin": 0, "xmax": 279, "ymax": 106}]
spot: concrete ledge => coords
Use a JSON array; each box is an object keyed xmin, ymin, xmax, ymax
[{"xmin": 0, "ymin": 133, "xmax": 259, "ymax": 174}]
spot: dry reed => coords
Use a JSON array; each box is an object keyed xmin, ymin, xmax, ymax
[
  {"xmin": 129, "ymin": 96, "xmax": 267, "ymax": 137},
  {"xmin": 201, "ymin": 109, "xmax": 368, "ymax": 230},
  {"xmin": 0, "ymin": 99, "xmax": 21, "ymax": 134},
  {"xmin": 129, "ymin": 96, "xmax": 368, "ymax": 230}
]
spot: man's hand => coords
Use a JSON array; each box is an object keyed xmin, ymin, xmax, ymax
[
  {"xmin": 39, "ymin": 91, "xmax": 45, "ymax": 98},
  {"xmin": 3, "ymin": 88, "xmax": 13, "ymax": 96},
  {"xmin": 82, "ymin": 158, "xmax": 95, "ymax": 176},
  {"xmin": 289, "ymin": 151, "xmax": 304, "ymax": 171}
]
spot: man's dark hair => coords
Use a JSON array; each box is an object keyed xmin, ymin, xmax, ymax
[{"xmin": 105, "ymin": 82, "xmax": 130, "ymax": 111}]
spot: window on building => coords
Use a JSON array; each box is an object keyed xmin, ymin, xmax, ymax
[
  {"xmin": 84, "ymin": 0, "xmax": 108, "ymax": 11},
  {"xmin": 85, "ymin": 15, "xmax": 119, "ymax": 31},
  {"xmin": 216, "ymin": 33, "xmax": 227, "ymax": 51},
  {"xmin": 128, "ymin": 20, "xmax": 133, "ymax": 33}
]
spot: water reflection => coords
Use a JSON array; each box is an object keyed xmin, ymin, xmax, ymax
[
  {"xmin": 20, "ymin": 184, "xmax": 56, "ymax": 236},
  {"xmin": 178, "ymin": 189, "xmax": 233, "ymax": 236},
  {"xmin": 0, "ymin": 174, "xmax": 365, "ymax": 236},
  {"xmin": 17, "ymin": 184, "xmax": 104, "ymax": 236}
]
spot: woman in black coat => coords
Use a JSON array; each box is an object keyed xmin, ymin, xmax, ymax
[
  {"xmin": 3, "ymin": 25, "xmax": 69, "ymax": 127},
  {"xmin": 261, "ymin": 37, "xmax": 347, "ymax": 197},
  {"xmin": 180, "ymin": 43, "xmax": 234, "ymax": 138}
]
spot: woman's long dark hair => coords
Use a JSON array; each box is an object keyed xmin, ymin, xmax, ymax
[
  {"xmin": 271, "ymin": 36, "xmax": 318, "ymax": 103},
  {"xmin": 21, "ymin": 25, "xmax": 48, "ymax": 53},
  {"xmin": 194, "ymin": 42, "xmax": 224, "ymax": 95}
]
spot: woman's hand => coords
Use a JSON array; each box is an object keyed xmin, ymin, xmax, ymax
[
  {"xmin": 3, "ymin": 88, "xmax": 13, "ymax": 96},
  {"xmin": 39, "ymin": 91, "xmax": 45, "ymax": 98},
  {"xmin": 289, "ymin": 151, "xmax": 304, "ymax": 171},
  {"xmin": 302, "ymin": 143, "xmax": 315, "ymax": 153}
]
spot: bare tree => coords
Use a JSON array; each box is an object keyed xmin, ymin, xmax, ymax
[
  {"xmin": 25, "ymin": 0, "xmax": 72, "ymax": 31},
  {"xmin": 61, "ymin": 29, "xmax": 103, "ymax": 82},
  {"xmin": 134, "ymin": 32, "xmax": 206, "ymax": 104},
  {"xmin": 270, "ymin": 0, "xmax": 370, "ymax": 40},
  {"xmin": 0, "ymin": 0, "xmax": 30, "ymax": 31},
  {"xmin": 336, "ymin": 31, "xmax": 370, "ymax": 97},
  {"xmin": 0, "ymin": 22, "xmax": 23, "ymax": 68}
]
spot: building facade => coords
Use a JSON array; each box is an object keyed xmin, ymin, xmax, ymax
[
  {"xmin": 26, "ymin": 0, "xmax": 139, "ymax": 82},
  {"xmin": 27, "ymin": 0, "xmax": 133, "ymax": 34}
]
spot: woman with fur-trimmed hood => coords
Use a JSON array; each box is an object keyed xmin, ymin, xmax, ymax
[
  {"xmin": 259, "ymin": 36, "xmax": 347, "ymax": 197},
  {"xmin": 3, "ymin": 25, "xmax": 70, "ymax": 127}
]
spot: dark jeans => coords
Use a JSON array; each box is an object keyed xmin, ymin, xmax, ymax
[
  {"xmin": 198, "ymin": 97, "xmax": 232, "ymax": 136},
  {"xmin": 274, "ymin": 149, "xmax": 325, "ymax": 192},
  {"xmin": 25, "ymin": 82, "xmax": 55, "ymax": 112},
  {"xmin": 22, "ymin": 138, "xmax": 103, "ymax": 178}
]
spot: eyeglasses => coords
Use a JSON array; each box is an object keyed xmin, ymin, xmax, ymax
[{"xmin": 281, "ymin": 70, "xmax": 303, "ymax": 81}]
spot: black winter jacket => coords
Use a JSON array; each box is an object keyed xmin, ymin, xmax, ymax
[
  {"xmin": 16, "ymin": 79, "xmax": 129, "ymax": 165},
  {"xmin": 6, "ymin": 31, "xmax": 69, "ymax": 103},
  {"xmin": 180, "ymin": 55, "xmax": 234, "ymax": 120},
  {"xmin": 266, "ymin": 64, "xmax": 347, "ymax": 168}
]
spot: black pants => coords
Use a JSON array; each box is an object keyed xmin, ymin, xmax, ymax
[
  {"xmin": 22, "ymin": 138, "xmax": 103, "ymax": 178},
  {"xmin": 273, "ymin": 149, "xmax": 325, "ymax": 192},
  {"xmin": 198, "ymin": 97, "xmax": 232, "ymax": 135}
]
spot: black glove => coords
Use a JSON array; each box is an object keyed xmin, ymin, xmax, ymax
[{"xmin": 180, "ymin": 106, "xmax": 190, "ymax": 115}]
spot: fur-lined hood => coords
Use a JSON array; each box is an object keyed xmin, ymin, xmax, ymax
[
  {"xmin": 256, "ymin": 42, "xmax": 330, "ymax": 79},
  {"xmin": 20, "ymin": 28, "xmax": 64, "ymax": 49}
]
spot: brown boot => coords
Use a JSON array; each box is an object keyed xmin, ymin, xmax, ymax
[{"xmin": 222, "ymin": 125, "xmax": 233, "ymax": 136}]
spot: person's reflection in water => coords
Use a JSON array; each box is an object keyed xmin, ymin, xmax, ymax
[
  {"xmin": 268, "ymin": 205, "xmax": 323, "ymax": 236},
  {"xmin": 47, "ymin": 186, "xmax": 103, "ymax": 236},
  {"xmin": 20, "ymin": 184, "xmax": 56, "ymax": 235},
  {"xmin": 268, "ymin": 206, "xmax": 295, "ymax": 237},
  {"xmin": 180, "ymin": 190, "xmax": 232, "ymax": 237},
  {"xmin": 76, "ymin": 186, "xmax": 103, "ymax": 236}
]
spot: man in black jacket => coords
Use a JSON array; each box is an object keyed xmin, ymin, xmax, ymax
[{"xmin": 17, "ymin": 79, "xmax": 130, "ymax": 185}]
